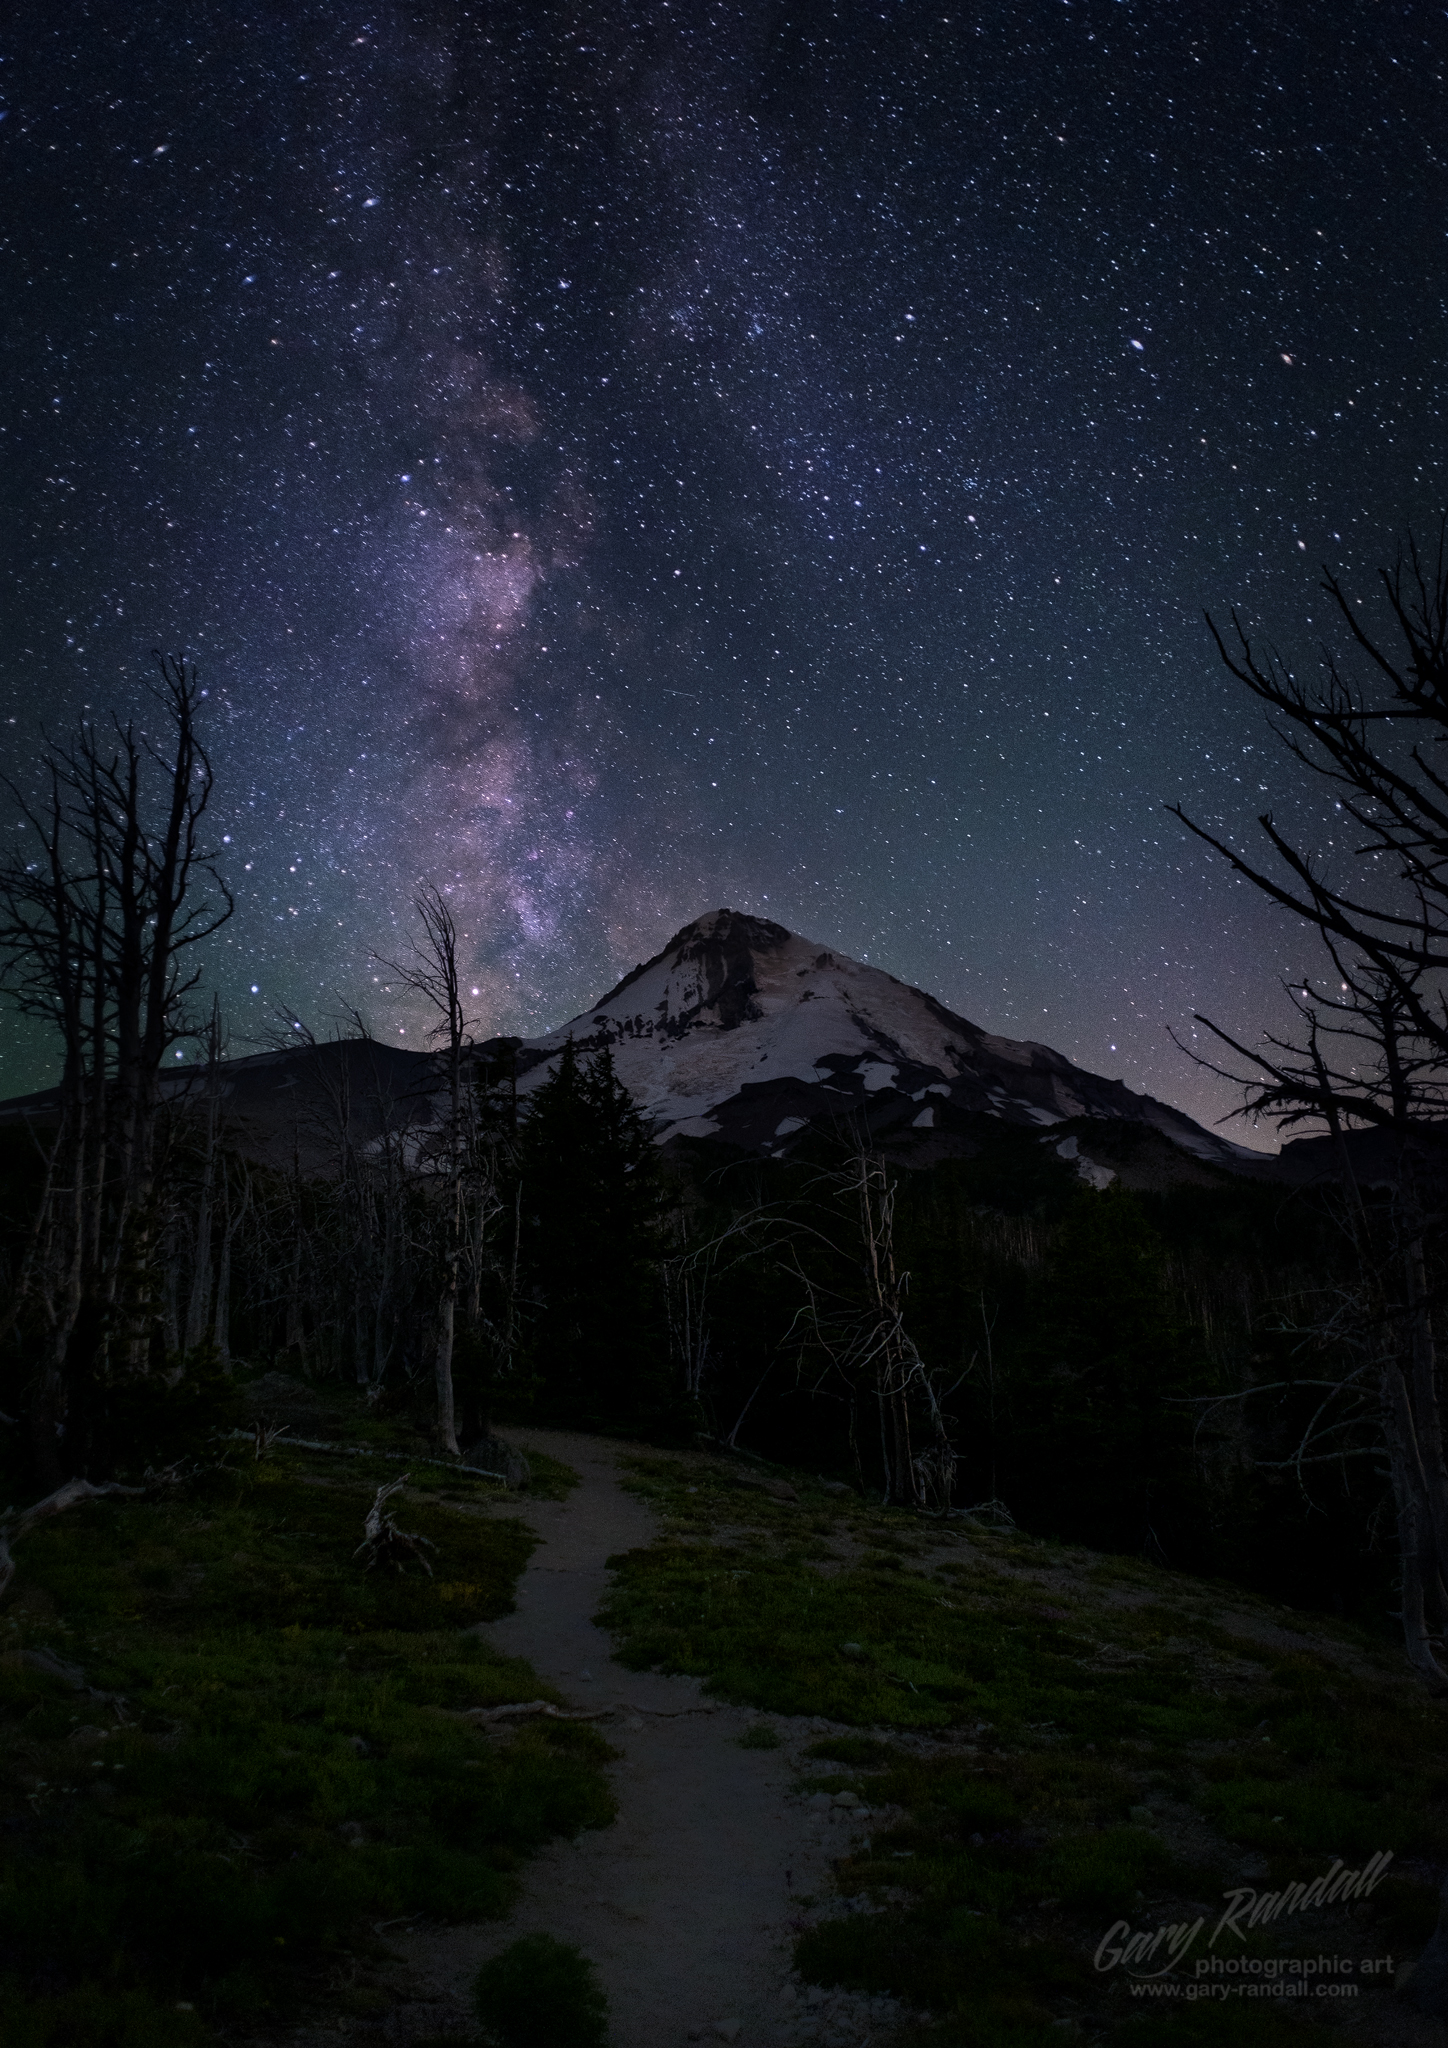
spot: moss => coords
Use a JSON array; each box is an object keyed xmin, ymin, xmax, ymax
[{"xmin": 21, "ymin": 1462, "xmax": 534, "ymax": 1636}]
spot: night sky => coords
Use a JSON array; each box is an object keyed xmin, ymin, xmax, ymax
[{"xmin": 3, "ymin": 3, "xmax": 1445, "ymax": 1137}]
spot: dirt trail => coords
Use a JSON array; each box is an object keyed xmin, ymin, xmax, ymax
[{"xmin": 405, "ymin": 1430, "xmax": 877, "ymax": 2047}]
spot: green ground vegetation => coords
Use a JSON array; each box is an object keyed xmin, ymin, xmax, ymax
[
  {"xmin": 473, "ymin": 1932, "xmax": 609, "ymax": 2048},
  {"xmin": 600, "ymin": 1453, "xmax": 1448, "ymax": 2048},
  {"xmin": 0, "ymin": 1419, "xmax": 610, "ymax": 2048}
]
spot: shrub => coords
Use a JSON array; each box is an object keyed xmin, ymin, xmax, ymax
[{"xmin": 474, "ymin": 1934, "xmax": 608, "ymax": 2048}]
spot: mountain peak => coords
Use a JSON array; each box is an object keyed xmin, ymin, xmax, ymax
[
  {"xmin": 591, "ymin": 906, "xmax": 792, "ymax": 1026},
  {"xmin": 518, "ymin": 909, "xmax": 1263, "ymax": 1179}
]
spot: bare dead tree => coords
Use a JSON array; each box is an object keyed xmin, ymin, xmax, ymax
[
  {"xmin": 838, "ymin": 1150, "xmax": 958, "ymax": 1509},
  {"xmin": 251, "ymin": 1018, "xmax": 424, "ymax": 1389},
  {"xmin": 374, "ymin": 886, "xmax": 480, "ymax": 1455},
  {"xmin": 672, "ymin": 1143, "xmax": 959, "ymax": 1506},
  {"xmin": 1179, "ymin": 965, "xmax": 1448, "ymax": 1686},
  {"xmin": 1175, "ymin": 527, "xmax": 1448, "ymax": 1685},
  {"xmin": 663, "ymin": 1203, "xmax": 718, "ymax": 1405},
  {"xmin": 457, "ymin": 1038, "xmax": 521, "ymax": 1445},
  {"xmin": 182, "ymin": 996, "xmax": 226, "ymax": 1356},
  {"xmin": 210, "ymin": 1149, "xmax": 251, "ymax": 1365},
  {"xmin": 0, "ymin": 659, "xmax": 232, "ymax": 1480}
]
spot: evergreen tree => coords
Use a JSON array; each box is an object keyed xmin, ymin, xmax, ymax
[
  {"xmin": 514, "ymin": 1041, "xmax": 670, "ymax": 1429},
  {"xmin": 1009, "ymin": 1189, "xmax": 1206, "ymax": 1557}
]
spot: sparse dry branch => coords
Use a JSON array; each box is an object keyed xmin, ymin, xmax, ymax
[
  {"xmin": 218, "ymin": 1430, "xmax": 518, "ymax": 1484},
  {"xmin": 0, "ymin": 658, "xmax": 233, "ymax": 1477},
  {"xmin": 352, "ymin": 1475, "xmax": 437, "ymax": 1576},
  {"xmin": 251, "ymin": 1418, "xmax": 292, "ymax": 1460}
]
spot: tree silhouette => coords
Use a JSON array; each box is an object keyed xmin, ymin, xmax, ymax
[
  {"xmin": 1176, "ymin": 529, "xmax": 1448, "ymax": 1685},
  {"xmin": 0, "ymin": 659, "xmax": 232, "ymax": 1478},
  {"xmin": 514, "ymin": 1041, "xmax": 668, "ymax": 1429}
]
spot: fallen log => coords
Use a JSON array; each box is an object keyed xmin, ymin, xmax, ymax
[
  {"xmin": 465, "ymin": 1699, "xmax": 720, "ymax": 1725},
  {"xmin": 221, "ymin": 1431, "xmax": 520, "ymax": 1485},
  {"xmin": 466, "ymin": 1699, "xmax": 615, "ymax": 1724}
]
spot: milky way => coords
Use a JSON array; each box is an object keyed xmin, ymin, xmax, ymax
[{"xmin": 3, "ymin": 2, "xmax": 1445, "ymax": 1133}]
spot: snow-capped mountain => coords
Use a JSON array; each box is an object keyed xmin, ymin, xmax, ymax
[{"xmin": 503, "ymin": 908, "xmax": 1265, "ymax": 1180}]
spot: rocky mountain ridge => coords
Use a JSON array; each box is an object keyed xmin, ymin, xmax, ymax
[{"xmin": 499, "ymin": 907, "xmax": 1268, "ymax": 1185}]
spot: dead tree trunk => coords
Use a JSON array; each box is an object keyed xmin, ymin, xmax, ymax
[
  {"xmin": 1382, "ymin": 1358, "xmax": 1448, "ymax": 1688},
  {"xmin": 0, "ymin": 660, "xmax": 232, "ymax": 1477},
  {"xmin": 853, "ymin": 1153, "xmax": 927, "ymax": 1509},
  {"xmin": 375, "ymin": 886, "xmax": 480, "ymax": 1457}
]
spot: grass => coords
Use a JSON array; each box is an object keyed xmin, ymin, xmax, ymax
[
  {"xmin": 599, "ymin": 1453, "xmax": 1448, "ymax": 2045},
  {"xmin": 0, "ymin": 1432, "xmax": 612, "ymax": 2047}
]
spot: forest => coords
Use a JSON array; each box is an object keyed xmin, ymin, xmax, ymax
[{"xmin": 0, "ymin": 876, "xmax": 1414, "ymax": 1638}]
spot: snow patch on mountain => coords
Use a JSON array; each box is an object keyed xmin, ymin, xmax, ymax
[{"xmin": 505, "ymin": 908, "xmax": 1264, "ymax": 1176}]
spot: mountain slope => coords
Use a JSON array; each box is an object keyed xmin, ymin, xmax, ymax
[{"xmin": 505, "ymin": 908, "xmax": 1266, "ymax": 1179}]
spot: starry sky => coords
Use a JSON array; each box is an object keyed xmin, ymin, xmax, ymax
[{"xmin": 2, "ymin": 1, "xmax": 1445, "ymax": 1138}]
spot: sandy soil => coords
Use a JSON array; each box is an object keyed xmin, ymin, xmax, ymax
[{"xmin": 401, "ymin": 1430, "xmax": 894, "ymax": 2048}]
